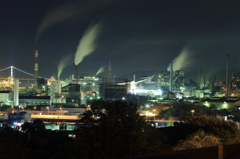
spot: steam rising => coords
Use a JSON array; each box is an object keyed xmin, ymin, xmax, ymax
[
  {"xmin": 167, "ymin": 46, "xmax": 193, "ymax": 71},
  {"xmin": 36, "ymin": 0, "xmax": 121, "ymax": 41},
  {"xmin": 36, "ymin": 2, "xmax": 80, "ymax": 41},
  {"xmin": 95, "ymin": 66, "xmax": 105, "ymax": 75},
  {"xmin": 58, "ymin": 54, "xmax": 73, "ymax": 78},
  {"xmin": 74, "ymin": 22, "xmax": 102, "ymax": 65}
]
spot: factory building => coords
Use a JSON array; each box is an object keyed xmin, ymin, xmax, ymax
[
  {"xmin": 19, "ymin": 96, "xmax": 50, "ymax": 106},
  {"xmin": 50, "ymin": 80, "xmax": 62, "ymax": 103},
  {"xmin": 0, "ymin": 91, "xmax": 11, "ymax": 105},
  {"xmin": 200, "ymin": 97, "xmax": 239, "ymax": 109},
  {"xmin": 61, "ymin": 84, "xmax": 81, "ymax": 106},
  {"xmin": 158, "ymin": 71, "xmax": 170, "ymax": 86},
  {"xmin": 8, "ymin": 111, "xmax": 31, "ymax": 124},
  {"xmin": 174, "ymin": 70, "xmax": 185, "ymax": 91},
  {"xmin": 99, "ymin": 80, "xmax": 129, "ymax": 101}
]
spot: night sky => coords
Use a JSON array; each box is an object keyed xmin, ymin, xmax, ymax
[{"xmin": 1, "ymin": 0, "xmax": 240, "ymax": 81}]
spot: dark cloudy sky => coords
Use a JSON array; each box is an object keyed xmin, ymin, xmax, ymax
[{"xmin": 0, "ymin": 0, "xmax": 240, "ymax": 81}]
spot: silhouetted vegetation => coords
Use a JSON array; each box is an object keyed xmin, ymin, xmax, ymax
[{"xmin": 0, "ymin": 100, "xmax": 239, "ymax": 158}]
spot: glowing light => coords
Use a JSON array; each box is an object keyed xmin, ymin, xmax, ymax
[
  {"xmin": 204, "ymin": 101, "xmax": 209, "ymax": 107},
  {"xmin": 223, "ymin": 102, "xmax": 227, "ymax": 108},
  {"xmin": 146, "ymin": 112, "xmax": 154, "ymax": 116}
]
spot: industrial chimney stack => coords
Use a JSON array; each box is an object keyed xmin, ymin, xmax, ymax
[
  {"xmin": 199, "ymin": 68, "xmax": 203, "ymax": 89},
  {"xmin": 226, "ymin": 54, "xmax": 230, "ymax": 97},
  {"xmin": 170, "ymin": 62, "xmax": 173, "ymax": 92},
  {"xmin": 75, "ymin": 65, "xmax": 78, "ymax": 80},
  {"xmin": 33, "ymin": 44, "xmax": 39, "ymax": 90},
  {"xmin": 108, "ymin": 61, "xmax": 112, "ymax": 78}
]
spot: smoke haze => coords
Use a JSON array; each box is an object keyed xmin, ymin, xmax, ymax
[
  {"xmin": 74, "ymin": 22, "xmax": 102, "ymax": 65},
  {"xmin": 36, "ymin": 1, "xmax": 81, "ymax": 41},
  {"xmin": 95, "ymin": 65, "xmax": 105, "ymax": 75},
  {"xmin": 36, "ymin": 0, "xmax": 123, "ymax": 41},
  {"xmin": 58, "ymin": 54, "xmax": 73, "ymax": 78},
  {"xmin": 167, "ymin": 46, "xmax": 193, "ymax": 71}
]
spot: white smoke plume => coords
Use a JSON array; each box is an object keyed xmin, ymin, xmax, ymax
[
  {"xmin": 95, "ymin": 66, "xmax": 105, "ymax": 76},
  {"xmin": 36, "ymin": 1, "xmax": 80, "ymax": 41},
  {"xmin": 74, "ymin": 22, "xmax": 102, "ymax": 65},
  {"xmin": 58, "ymin": 54, "xmax": 73, "ymax": 79},
  {"xmin": 36, "ymin": 0, "xmax": 123, "ymax": 41},
  {"xmin": 167, "ymin": 46, "xmax": 193, "ymax": 71}
]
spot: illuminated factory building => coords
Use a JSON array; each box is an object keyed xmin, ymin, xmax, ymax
[{"xmin": 1, "ymin": 46, "xmax": 240, "ymax": 128}]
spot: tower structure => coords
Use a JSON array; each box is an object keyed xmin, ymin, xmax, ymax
[
  {"xmin": 33, "ymin": 44, "xmax": 39, "ymax": 90},
  {"xmin": 108, "ymin": 61, "xmax": 111, "ymax": 78},
  {"xmin": 226, "ymin": 54, "xmax": 230, "ymax": 97},
  {"xmin": 14, "ymin": 79, "xmax": 19, "ymax": 106},
  {"xmin": 170, "ymin": 62, "xmax": 173, "ymax": 92},
  {"xmin": 199, "ymin": 68, "xmax": 203, "ymax": 88}
]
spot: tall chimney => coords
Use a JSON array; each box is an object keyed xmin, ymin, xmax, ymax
[
  {"xmin": 108, "ymin": 61, "xmax": 112, "ymax": 79},
  {"xmin": 170, "ymin": 62, "xmax": 173, "ymax": 92},
  {"xmin": 75, "ymin": 65, "xmax": 78, "ymax": 80},
  {"xmin": 226, "ymin": 54, "xmax": 230, "ymax": 97},
  {"xmin": 199, "ymin": 68, "xmax": 202, "ymax": 89},
  {"xmin": 33, "ymin": 44, "xmax": 38, "ymax": 90},
  {"xmin": 203, "ymin": 74, "xmax": 206, "ymax": 88}
]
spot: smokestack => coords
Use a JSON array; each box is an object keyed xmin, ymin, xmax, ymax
[
  {"xmin": 108, "ymin": 61, "xmax": 111, "ymax": 78},
  {"xmin": 33, "ymin": 44, "xmax": 38, "ymax": 90},
  {"xmin": 199, "ymin": 68, "xmax": 202, "ymax": 89},
  {"xmin": 75, "ymin": 65, "xmax": 78, "ymax": 80},
  {"xmin": 133, "ymin": 74, "xmax": 136, "ymax": 82},
  {"xmin": 203, "ymin": 74, "xmax": 206, "ymax": 88},
  {"xmin": 226, "ymin": 54, "xmax": 230, "ymax": 97},
  {"xmin": 170, "ymin": 62, "xmax": 173, "ymax": 92}
]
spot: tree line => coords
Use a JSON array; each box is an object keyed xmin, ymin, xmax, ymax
[{"xmin": 0, "ymin": 100, "xmax": 239, "ymax": 158}]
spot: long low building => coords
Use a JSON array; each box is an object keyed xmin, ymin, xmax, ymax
[
  {"xmin": 31, "ymin": 114, "xmax": 78, "ymax": 120},
  {"xmin": 200, "ymin": 97, "xmax": 240, "ymax": 109}
]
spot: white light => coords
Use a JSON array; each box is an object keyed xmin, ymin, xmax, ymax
[{"xmin": 122, "ymin": 97, "xmax": 125, "ymax": 100}]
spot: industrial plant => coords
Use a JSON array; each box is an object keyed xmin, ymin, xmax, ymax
[
  {"xmin": 0, "ymin": 23, "xmax": 239, "ymax": 130},
  {"xmin": 0, "ymin": 45, "xmax": 238, "ymax": 106}
]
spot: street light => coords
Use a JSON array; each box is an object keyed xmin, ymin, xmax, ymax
[
  {"xmin": 47, "ymin": 106, "xmax": 49, "ymax": 115},
  {"xmin": 153, "ymin": 109, "xmax": 156, "ymax": 120},
  {"xmin": 11, "ymin": 106, "xmax": 14, "ymax": 113},
  {"xmin": 191, "ymin": 110, "xmax": 195, "ymax": 117},
  {"xmin": 60, "ymin": 107, "xmax": 62, "ymax": 115}
]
